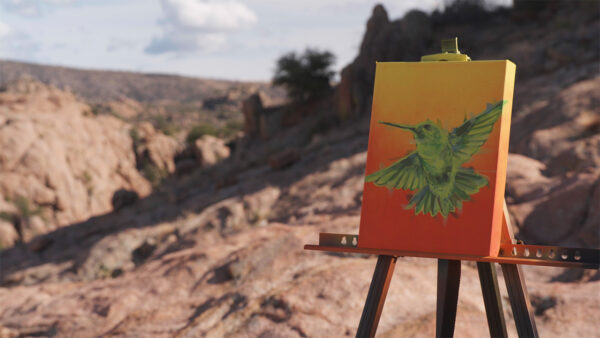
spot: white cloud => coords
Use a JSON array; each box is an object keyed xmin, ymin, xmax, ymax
[
  {"xmin": 2, "ymin": 0, "xmax": 40, "ymax": 16},
  {"xmin": 0, "ymin": 20, "xmax": 10, "ymax": 39},
  {"xmin": 145, "ymin": 0, "xmax": 257, "ymax": 54},
  {"xmin": 45, "ymin": 0, "xmax": 75, "ymax": 4},
  {"xmin": 0, "ymin": 0, "xmax": 76, "ymax": 17}
]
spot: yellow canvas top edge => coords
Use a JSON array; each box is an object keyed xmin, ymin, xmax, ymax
[{"xmin": 375, "ymin": 60, "xmax": 515, "ymax": 65}]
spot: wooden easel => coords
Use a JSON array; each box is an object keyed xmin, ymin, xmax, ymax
[
  {"xmin": 355, "ymin": 202, "xmax": 534, "ymax": 338},
  {"xmin": 305, "ymin": 201, "xmax": 599, "ymax": 337}
]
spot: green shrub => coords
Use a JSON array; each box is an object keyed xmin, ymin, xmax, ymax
[
  {"xmin": 142, "ymin": 161, "xmax": 167, "ymax": 187},
  {"xmin": 82, "ymin": 171, "xmax": 94, "ymax": 196},
  {"xmin": 14, "ymin": 195, "xmax": 41, "ymax": 220},
  {"xmin": 186, "ymin": 124, "xmax": 218, "ymax": 144},
  {"xmin": 221, "ymin": 120, "xmax": 244, "ymax": 139},
  {"xmin": 153, "ymin": 116, "xmax": 179, "ymax": 136},
  {"xmin": 0, "ymin": 195, "xmax": 43, "ymax": 232},
  {"xmin": 129, "ymin": 128, "xmax": 141, "ymax": 145},
  {"xmin": 273, "ymin": 48, "xmax": 335, "ymax": 103},
  {"xmin": 0, "ymin": 211, "xmax": 16, "ymax": 224},
  {"xmin": 90, "ymin": 105, "xmax": 102, "ymax": 116}
]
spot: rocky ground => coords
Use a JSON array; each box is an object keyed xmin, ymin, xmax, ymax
[
  {"xmin": 0, "ymin": 122, "xmax": 598, "ymax": 336},
  {"xmin": 1, "ymin": 1, "xmax": 599, "ymax": 337}
]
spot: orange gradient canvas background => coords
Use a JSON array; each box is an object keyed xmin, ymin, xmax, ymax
[{"xmin": 358, "ymin": 60, "xmax": 516, "ymax": 256}]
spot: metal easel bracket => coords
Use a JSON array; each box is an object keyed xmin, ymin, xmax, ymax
[
  {"xmin": 309, "ymin": 233, "xmax": 600, "ymax": 269},
  {"xmin": 498, "ymin": 243, "xmax": 600, "ymax": 269},
  {"xmin": 319, "ymin": 232, "xmax": 358, "ymax": 248}
]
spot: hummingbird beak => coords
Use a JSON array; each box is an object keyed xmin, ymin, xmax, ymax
[{"xmin": 378, "ymin": 121, "xmax": 416, "ymax": 132}]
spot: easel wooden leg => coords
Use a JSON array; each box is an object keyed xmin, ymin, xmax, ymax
[
  {"xmin": 436, "ymin": 259, "xmax": 461, "ymax": 338},
  {"xmin": 356, "ymin": 255, "xmax": 397, "ymax": 338},
  {"xmin": 477, "ymin": 262, "xmax": 508, "ymax": 338},
  {"xmin": 501, "ymin": 264, "xmax": 539, "ymax": 338}
]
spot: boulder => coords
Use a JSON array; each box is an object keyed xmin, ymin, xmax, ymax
[
  {"xmin": 111, "ymin": 189, "xmax": 139, "ymax": 211},
  {"xmin": 134, "ymin": 122, "xmax": 179, "ymax": 174},
  {"xmin": 0, "ymin": 220, "xmax": 18, "ymax": 248},
  {"xmin": 505, "ymin": 153, "xmax": 556, "ymax": 203},
  {"xmin": 0, "ymin": 78, "xmax": 151, "ymax": 242},
  {"xmin": 193, "ymin": 135, "xmax": 230, "ymax": 167},
  {"xmin": 511, "ymin": 76, "xmax": 600, "ymax": 171},
  {"xmin": 572, "ymin": 179, "xmax": 600, "ymax": 248},
  {"xmin": 509, "ymin": 172, "xmax": 599, "ymax": 245},
  {"xmin": 545, "ymin": 134, "xmax": 600, "ymax": 176}
]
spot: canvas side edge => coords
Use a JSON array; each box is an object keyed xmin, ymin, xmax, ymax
[{"xmin": 489, "ymin": 61, "xmax": 516, "ymax": 256}]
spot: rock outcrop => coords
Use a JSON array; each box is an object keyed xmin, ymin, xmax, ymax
[
  {"xmin": 336, "ymin": 5, "xmax": 434, "ymax": 118},
  {"xmin": 133, "ymin": 122, "xmax": 179, "ymax": 174},
  {"xmin": 0, "ymin": 78, "xmax": 151, "ymax": 242},
  {"xmin": 511, "ymin": 76, "xmax": 600, "ymax": 174},
  {"xmin": 241, "ymin": 93, "xmax": 264, "ymax": 137},
  {"xmin": 506, "ymin": 154, "xmax": 599, "ymax": 245},
  {"xmin": 193, "ymin": 135, "xmax": 231, "ymax": 167},
  {"xmin": 241, "ymin": 91, "xmax": 287, "ymax": 140}
]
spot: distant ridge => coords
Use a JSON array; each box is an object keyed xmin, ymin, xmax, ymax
[{"xmin": 0, "ymin": 59, "xmax": 273, "ymax": 103}]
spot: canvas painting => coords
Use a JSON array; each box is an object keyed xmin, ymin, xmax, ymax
[{"xmin": 358, "ymin": 60, "xmax": 515, "ymax": 256}]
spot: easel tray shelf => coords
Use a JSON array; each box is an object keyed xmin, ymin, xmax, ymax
[{"xmin": 305, "ymin": 233, "xmax": 600, "ymax": 269}]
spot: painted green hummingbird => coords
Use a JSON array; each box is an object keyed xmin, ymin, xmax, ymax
[{"xmin": 365, "ymin": 100, "xmax": 506, "ymax": 218}]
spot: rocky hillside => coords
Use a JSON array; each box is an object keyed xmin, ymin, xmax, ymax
[
  {"xmin": 0, "ymin": 77, "xmax": 234, "ymax": 248},
  {"xmin": 0, "ymin": 60, "xmax": 285, "ymax": 144},
  {"xmin": 0, "ymin": 60, "xmax": 278, "ymax": 104},
  {"xmin": 1, "ymin": 1, "xmax": 599, "ymax": 337}
]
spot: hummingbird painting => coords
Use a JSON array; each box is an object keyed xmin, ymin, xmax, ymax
[{"xmin": 365, "ymin": 100, "xmax": 506, "ymax": 218}]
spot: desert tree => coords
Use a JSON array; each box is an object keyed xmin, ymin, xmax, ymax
[{"xmin": 272, "ymin": 48, "xmax": 335, "ymax": 103}]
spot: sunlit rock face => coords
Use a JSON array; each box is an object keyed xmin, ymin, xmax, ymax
[{"xmin": 0, "ymin": 77, "xmax": 151, "ymax": 242}]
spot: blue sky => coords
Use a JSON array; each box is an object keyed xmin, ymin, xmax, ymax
[{"xmin": 0, "ymin": 0, "xmax": 509, "ymax": 81}]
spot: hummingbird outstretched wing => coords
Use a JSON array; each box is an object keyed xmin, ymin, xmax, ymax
[
  {"xmin": 365, "ymin": 152, "xmax": 426, "ymax": 191},
  {"xmin": 450, "ymin": 100, "xmax": 506, "ymax": 164}
]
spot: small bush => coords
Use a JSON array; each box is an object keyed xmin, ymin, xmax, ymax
[
  {"xmin": 90, "ymin": 105, "xmax": 102, "ymax": 116},
  {"xmin": 140, "ymin": 159, "xmax": 169, "ymax": 187},
  {"xmin": 186, "ymin": 124, "xmax": 218, "ymax": 144},
  {"xmin": 221, "ymin": 120, "xmax": 244, "ymax": 139},
  {"xmin": 82, "ymin": 171, "xmax": 94, "ymax": 196},
  {"xmin": 129, "ymin": 128, "xmax": 141, "ymax": 145},
  {"xmin": 14, "ymin": 195, "xmax": 41, "ymax": 220},
  {"xmin": 142, "ymin": 161, "xmax": 168, "ymax": 187},
  {"xmin": 153, "ymin": 116, "xmax": 179, "ymax": 136},
  {"xmin": 0, "ymin": 211, "xmax": 17, "ymax": 224},
  {"xmin": 0, "ymin": 196, "xmax": 43, "ymax": 240}
]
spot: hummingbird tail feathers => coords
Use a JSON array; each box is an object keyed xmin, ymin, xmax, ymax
[{"xmin": 408, "ymin": 167, "xmax": 489, "ymax": 218}]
